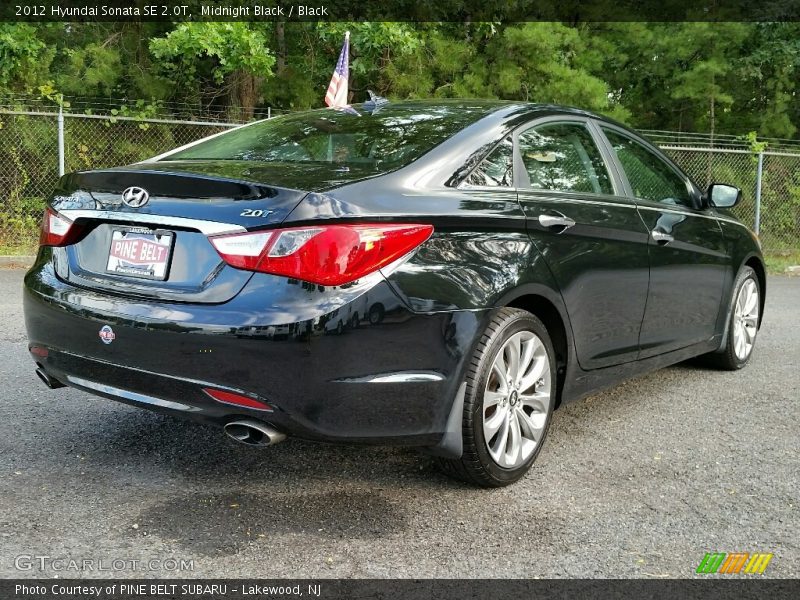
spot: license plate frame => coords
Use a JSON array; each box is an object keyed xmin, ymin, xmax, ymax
[{"xmin": 105, "ymin": 227, "xmax": 175, "ymax": 281}]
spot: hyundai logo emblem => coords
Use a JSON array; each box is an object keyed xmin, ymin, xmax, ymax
[{"xmin": 121, "ymin": 186, "xmax": 150, "ymax": 208}]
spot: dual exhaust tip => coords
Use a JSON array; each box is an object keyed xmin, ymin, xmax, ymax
[
  {"xmin": 224, "ymin": 419, "xmax": 286, "ymax": 447},
  {"xmin": 35, "ymin": 367, "xmax": 284, "ymax": 448},
  {"xmin": 35, "ymin": 367, "xmax": 65, "ymax": 390}
]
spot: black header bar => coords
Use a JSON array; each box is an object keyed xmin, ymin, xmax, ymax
[{"xmin": 4, "ymin": 0, "xmax": 800, "ymax": 22}]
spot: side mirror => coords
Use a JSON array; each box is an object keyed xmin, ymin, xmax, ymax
[{"xmin": 706, "ymin": 183, "xmax": 742, "ymax": 208}]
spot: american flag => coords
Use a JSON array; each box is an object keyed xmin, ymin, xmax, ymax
[{"xmin": 324, "ymin": 32, "xmax": 349, "ymax": 107}]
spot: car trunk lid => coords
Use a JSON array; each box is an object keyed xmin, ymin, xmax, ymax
[{"xmin": 49, "ymin": 161, "xmax": 354, "ymax": 303}]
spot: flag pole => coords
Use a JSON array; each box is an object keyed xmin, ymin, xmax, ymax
[
  {"xmin": 344, "ymin": 31, "xmax": 350, "ymax": 104},
  {"xmin": 324, "ymin": 30, "xmax": 351, "ymax": 108}
]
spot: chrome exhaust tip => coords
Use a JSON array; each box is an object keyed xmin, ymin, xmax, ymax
[
  {"xmin": 224, "ymin": 419, "xmax": 286, "ymax": 447},
  {"xmin": 35, "ymin": 367, "xmax": 65, "ymax": 389}
]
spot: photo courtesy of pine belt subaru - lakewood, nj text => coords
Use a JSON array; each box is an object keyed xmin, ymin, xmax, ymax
[{"xmin": 23, "ymin": 100, "xmax": 765, "ymax": 487}]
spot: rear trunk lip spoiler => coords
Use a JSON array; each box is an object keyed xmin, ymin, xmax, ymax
[{"xmin": 57, "ymin": 209, "xmax": 246, "ymax": 236}]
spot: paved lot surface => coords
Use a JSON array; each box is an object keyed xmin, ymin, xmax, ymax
[{"xmin": 0, "ymin": 268, "xmax": 796, "ymax": 579}]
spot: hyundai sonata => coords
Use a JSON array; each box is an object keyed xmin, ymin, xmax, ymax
[{"xmin": 24, "ymin": 100, "xmax": 765, "ymax": 486}]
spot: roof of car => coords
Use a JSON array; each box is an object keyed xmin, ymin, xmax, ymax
[
  {"xmin": 337, "ymin": 99, "xmax": 633, "ymax": 139},
  {"xmin": 329, "ymin": 99, "xmax": 633, "ymax": 189},
  {"xmin": 347, "ymin": 98, "xmax": 605, "ymax": 118}
]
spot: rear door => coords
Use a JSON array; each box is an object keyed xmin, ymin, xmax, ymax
[
  {"xmin": 596, "ymin": 125, "xmax": 728, "ymax": 357},
  {"xmin": 515, "ymin": 118, "xmax": 651, "ymax": 370}
]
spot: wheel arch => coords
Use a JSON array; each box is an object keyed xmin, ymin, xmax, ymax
[
  {"xmin": 715, "ymin": 252, "xmax": 767, "ymax": 353},
  {"xmin": 496, "ymin": 286, "xmax": 573, "ymax": 408},
  {"xmin": 744, "ymin": 254, "xmax": 766, "ymax": 328}
]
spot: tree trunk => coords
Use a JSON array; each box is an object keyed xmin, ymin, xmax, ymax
[
  {"xmin": 228, "ymin": 70, "xmax": 259, "ymax": 121},
  {"xmin": 276, "ymin": 22, "xmax": 286, "ymax": 75},
  {"xmin": 379, "ymin": 46, "xmax": 391, "ymax": 94}
]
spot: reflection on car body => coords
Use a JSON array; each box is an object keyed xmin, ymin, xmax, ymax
[{"xmin": 24, "ymin": 100, "xmax": 765, "ymax": 487}]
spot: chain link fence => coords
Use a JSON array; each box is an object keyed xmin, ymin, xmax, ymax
[
  {"xmin": 1, "ymin": 109, "xmax": 799, "ymax": 253},
  {"xmin": 0, "ymin": 111, "xmax": 233, "ymax": 249},
  {"xmin": 661, "ymin": 147, "xmax": 760, "ymax": 232},
  {"xmin": 661, "ymin": 146, "xmax": 800, "ymax": 252}
]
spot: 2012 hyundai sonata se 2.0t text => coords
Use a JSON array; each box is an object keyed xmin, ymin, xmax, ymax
[{"xmin": 24, "ymin": 100, "xmax": 765, "ymax": 487}]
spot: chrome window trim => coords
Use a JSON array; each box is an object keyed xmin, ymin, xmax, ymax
[
  {"xmin": 634, "ymin": 203, "xmax": 719, "ymax": 221},
  {"xmin": 515, "ymin": 191, "xmax": 753, "ymax": 232},
  {"xmin": 516, "ymin": 187, "xmax": 637, "ymax": 207}
]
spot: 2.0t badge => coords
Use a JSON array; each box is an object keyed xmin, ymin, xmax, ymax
[{"xmin": 98, "ymin": 325, "xmax": 116, "ymax": 344}]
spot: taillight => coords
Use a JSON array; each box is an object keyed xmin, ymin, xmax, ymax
[
  {"xmin": 210, "ymin": 223, "xmax": 433, "ymax": 286},
  {"xmin": 40, "ymin": 208, "xmax": 82, "ymax": 247}
]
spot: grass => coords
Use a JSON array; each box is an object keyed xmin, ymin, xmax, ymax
[
  {"xmin": 0, "ymin": 243, "xmax": 37, "ymax": 256},
  {"xmin": 764, "ymin": 249, "xmax": 800, "ymax": 274}
]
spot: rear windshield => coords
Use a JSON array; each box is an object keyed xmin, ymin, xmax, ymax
[{"xmin": 160, "ymin": 104, "xmax": 494, "ymax": 171}]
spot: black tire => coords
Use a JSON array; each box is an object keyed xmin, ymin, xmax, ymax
[
  {"xmin": 702, "ymin": 265, "xmax": 761, "ymax": 370},
  {"xmin": 435, "ymin": 307, "xmax": 557, "ymax": 488},
  {"xmin": 368, "ymin": 303, "xmax": 385, "ymax": 325}
]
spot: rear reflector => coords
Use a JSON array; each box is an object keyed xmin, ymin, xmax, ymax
[
  {"xmin": 29, "ymin": 345, "xmax": 49, "ymax": 358},
  {"xmin": 209, "ymin": 223, "xmax": 433, "ymax": 286},
  {"xmin": 203, "ymin": 388, "xmax": 273, "ymax": 412},
  {"xmin": 40, "ymin": 208, "xmax": 83, "ymax": 247}
]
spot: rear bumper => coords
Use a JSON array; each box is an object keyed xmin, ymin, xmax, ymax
[{"xmin": 23, "ymin": 251, "xmax": 485, "ymax": 447}]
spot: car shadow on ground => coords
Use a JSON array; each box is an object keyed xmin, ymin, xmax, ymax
[
  {"xmin": 45, "ymin": 357, "xmax": 707, "ymax": 491},
  {"xmin": 33, "ymin": 360, "xmax": 717, "ymax": 557}
]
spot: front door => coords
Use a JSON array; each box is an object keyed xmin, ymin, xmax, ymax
[
  {"xmin": 599, "ymin": 126, "xmax": 728, "ymax": 357},
  {"xmin": 515, "ymin": 119, "xmax": 652, "ymax": 370}
]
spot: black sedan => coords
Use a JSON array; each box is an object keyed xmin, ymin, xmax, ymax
[{"xmin": 24, "ymin": 100, "xmax": 764, "ymax": 487}]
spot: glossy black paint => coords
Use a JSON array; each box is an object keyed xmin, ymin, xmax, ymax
[
  {"xmin": 635, "ymin": 201, "xmax": 728, "ymax": 357},
  {"xmin": 520, "ymin": 189, "xmax": 651, "ymax": 370},
  {"xmin": 24, "ymin": 100, "xmax": 765, "ymax": 455},
  {"xmin": 26, "ymin": 247, "xmax": 484, "ymax": 444}
]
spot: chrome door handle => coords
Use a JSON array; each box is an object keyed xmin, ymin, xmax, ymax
[
  {"xmin": 538, "ymin": 214, "xmax": 576, "ymax": 231},
  {"xmin": 651, "ymin": 230, "xmax": 674, "ymax": 244}
]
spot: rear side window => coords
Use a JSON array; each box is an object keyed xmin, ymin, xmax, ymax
[
  {"xmin": 464, "ymin": 137, "xmax": 513, "ymax": 187},
  {"xmin": 518, "ymin": 122, "xmax": 613, "ymax": 195},
  {"xmin": 602, "ymin": 128, "xmax": 692, "ymax": 207}
]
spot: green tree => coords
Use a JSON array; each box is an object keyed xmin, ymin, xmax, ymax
[
  {"xmin": 667, "ymin": 23, "xmax": 749, "ymax": 140},
  {"xmin": 736, "ymin": 22, "xmax": 800, "ymax": 138},
  {"xmin": 0, "ymin": 21, "xmax": 798, "ymax": 140},
  {"xmin": 0, "ymin": 23, "xmax": 54, "ymax": 94},
  {"xmin": 150, "ymin": 22, "xmax": 276, "ymax": 119},
  {"xmin": 316, "ymin": 23, "xmax": 422, "ymax": 99},
  {"xmin": 390, "ymin": 23, "xmax": 628, "ymax": 121}
]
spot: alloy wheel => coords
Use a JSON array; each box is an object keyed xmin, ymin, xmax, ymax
[
  {"xmin": 482, "ymin": 331, "xmax": 551, "ymax": 469},
  {"xmin": 733, "ymin": 278, "xmax": 759, "ymax": 361}
]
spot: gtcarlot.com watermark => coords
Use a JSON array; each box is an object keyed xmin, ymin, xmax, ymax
[{"xmin": 14, "ymin": 554, "xmax": 194, "ymax": 573}]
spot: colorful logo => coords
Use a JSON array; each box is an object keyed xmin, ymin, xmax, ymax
[
  {"xmin": 696, "ymin": 552, "xmax": 773, "ymax": 574},
  {"xmin": 98, "ymin": 325, "xmax": 116, "ymax": 345}
]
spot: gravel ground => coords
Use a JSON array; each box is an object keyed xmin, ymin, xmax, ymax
[{"xmin": 0, "ymin": 268, "xmax": 796, "ymax": 579}]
